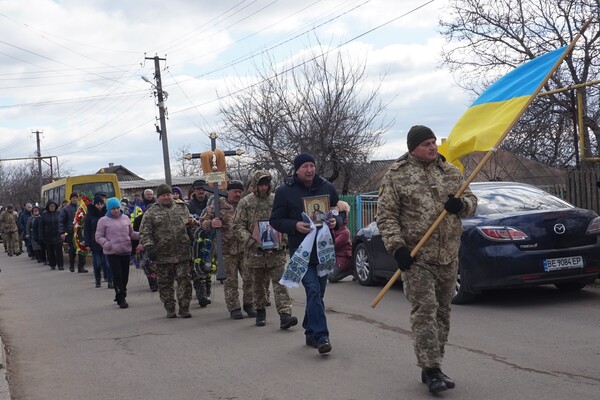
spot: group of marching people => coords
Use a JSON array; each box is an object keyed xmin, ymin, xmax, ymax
[{"xmin": 2, "ymin": 157, "xmax": 353, "ymax": 357}]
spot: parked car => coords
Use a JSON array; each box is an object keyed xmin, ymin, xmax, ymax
[{"xmin": 352, "ymin": 182, "xmax": 600, "ymax": 304}]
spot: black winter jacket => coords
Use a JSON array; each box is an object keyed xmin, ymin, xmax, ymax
[
  {"xmin": 84, "ymin": 203, "xmax": 106, "ymax": 252},
  {"xmin": 39, "ymin": 201, "xmax": 61, "ymax": 245},
  {"xmin": 270, "ymin": 174, "xmax": 338, "ymax": 265}
]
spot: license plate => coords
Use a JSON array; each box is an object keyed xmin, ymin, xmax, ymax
[{"xmin": 543, "ymin": 256, "xmax": 584, "ymax": 272}]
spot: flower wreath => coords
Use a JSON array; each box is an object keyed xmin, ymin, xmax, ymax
[{"xmin": 73, "ymin": 195, "xmax": 92, "ymax": 254}]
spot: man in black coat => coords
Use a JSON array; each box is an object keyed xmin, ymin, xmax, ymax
[{"xmin": 270, "ymin": 153, "xmax": 339, "ymax": 355}]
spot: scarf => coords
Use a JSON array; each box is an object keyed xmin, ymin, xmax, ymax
[{"xmin": 279, "ymin": 212, "xmax": 336, "ymax": 288}]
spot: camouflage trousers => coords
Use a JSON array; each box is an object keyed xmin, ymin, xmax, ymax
[
  {"xmin": 3, "ymin": 231, "xmax": 19, "ymax": 255},
  {"xmin": 223, "ymin": 253, "xmax": 253, "ymax": 312},
  {"xmin": 251, "ymin": 262, "xmax": 292, "ymax": 314},
  {"xmin": 156, "ymin": 261, "xmax": 192, "ymax": 311},
  {"xmin": 402, "ymin": 259, "xmax": 458, "ymax": 369}
]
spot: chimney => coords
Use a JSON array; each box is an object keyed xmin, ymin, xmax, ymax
[{"xmin": 109, "ymin": 162, "xmax": 114, "ymax": 167}]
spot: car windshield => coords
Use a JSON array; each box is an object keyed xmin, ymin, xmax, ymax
[{"xmin": 471, "ymin": 184, "xmax": 572, "ymax": 215}]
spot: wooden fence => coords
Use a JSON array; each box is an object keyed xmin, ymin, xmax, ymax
[{"xmin": 566, "ymin": 168, "xmax": 600, "ymax": 215}]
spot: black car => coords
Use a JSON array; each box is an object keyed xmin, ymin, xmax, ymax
[{"xmin": 352, "ymin": 182, "xmax": 600, "ymax": 304}]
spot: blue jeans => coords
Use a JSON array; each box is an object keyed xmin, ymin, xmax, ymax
[
  {"xmin": 92, "ymin": 250, "xmax": 112, "ymax": 281},
  {"xmin": 301, "ymin": 264, "xmax": 329, "ymax": 343}
]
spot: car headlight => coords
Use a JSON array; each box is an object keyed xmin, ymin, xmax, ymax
[{"xmin": 586, "ymin": 216, "xmax": 600, "ymax": 235}]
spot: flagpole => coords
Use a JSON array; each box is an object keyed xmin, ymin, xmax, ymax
[{"xmin": 370, "ymin": 17, "xmax": 593, "ymax": 308}]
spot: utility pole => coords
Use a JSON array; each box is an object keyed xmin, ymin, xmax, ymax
[
  {"xmin": 145, "ymin": 55, "xmax": 172, "ymax": 185},
  {"xmin": 33, "ymin": 130, "xmax": 43, "ymax": 198}
]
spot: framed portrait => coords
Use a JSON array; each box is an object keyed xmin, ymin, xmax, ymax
[
  {"xmin": 303, "ymin": 195, "xmax": 329, "ymax": 227},
  {"xmin": 253, "ymin": 219, "xmax": 281, "ymax": 250}
]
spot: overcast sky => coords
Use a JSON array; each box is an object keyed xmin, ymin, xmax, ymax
[{"xmin": 0, "ymin": 0, "xmax": 470, "ymax": 179}]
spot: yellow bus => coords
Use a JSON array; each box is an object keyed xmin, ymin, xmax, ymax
[{"xmin": 41, "ymin": 174, "xmax": 121, "ymax": 205}]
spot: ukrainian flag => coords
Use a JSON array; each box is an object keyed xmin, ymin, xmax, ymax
[{"xmin": 439, "ymin": 46, "xmax": 569, "ymax": 166}]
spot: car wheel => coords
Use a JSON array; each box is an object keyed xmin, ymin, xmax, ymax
[
  {"xmin": 354, "ymin": 243, "xmax": 376, "ymax": 286},
  {"xmin": 452, "ymin": 268, "xmax": 476, "ymax": 305},
  {"xmin": 554, "ymin": 281, "xmax": 588, "ymax": 291}
]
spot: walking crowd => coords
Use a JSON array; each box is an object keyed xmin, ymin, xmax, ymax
[
  {"xmin": 0, "ymin": 152, "xmax": 351, "ymax": 357},
  {"xmin": 2, "ymin": 131, "xmax": 479, "ymax": 392}
]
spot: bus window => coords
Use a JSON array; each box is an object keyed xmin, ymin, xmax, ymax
[{"xmin": 72, "ymin": 182, "xmax": 116, "ymax": 199}]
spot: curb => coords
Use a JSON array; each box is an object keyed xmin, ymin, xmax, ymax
[{"xmin": 0, "ymin": 335, "xmax": 10, "ymax": 400}]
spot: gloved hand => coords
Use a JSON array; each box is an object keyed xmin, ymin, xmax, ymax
[
  {"xmin": 394, "ymin": 247, "xmax": 414, "ymax": 272},
  {"xmin": 147, "ymin": 248, "xmax": 158, "ymax": 262},
  {"xmin": 444, "ymin": 195, "xmax": 463, "ymax": 214}
]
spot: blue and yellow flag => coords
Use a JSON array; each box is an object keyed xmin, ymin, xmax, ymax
[{"xmin": 439, "ymin": 46, "xmax": 569, "ymax": 167}]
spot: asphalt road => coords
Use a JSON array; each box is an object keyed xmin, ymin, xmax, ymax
[{"xmin": 0, "ymin": 250, "xmax": 599, "ymax": 400}]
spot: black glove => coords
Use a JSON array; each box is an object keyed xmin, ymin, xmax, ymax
[
  {"xmin": 394, "ymin": 247, "xmax": 414, "ymax": 272},
  {"xmin": 444, "ymin": 195, "xmax": 463, "ymax": 214},
  {"xmin": 147, "ymin": 248, "xmax": 158, "ymax": 262}
]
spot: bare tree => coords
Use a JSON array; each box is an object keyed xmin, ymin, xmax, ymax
[
  {"xmin": 218, "ymin": 47, "xmax": 391, "ymax": 193},
  {"xmin": 173, "ymin": 144, "xmax": 202, "ymax": 177},
  {"xmin": 439, "ymin": 0, "xmax": 600, "ymax": 168}
]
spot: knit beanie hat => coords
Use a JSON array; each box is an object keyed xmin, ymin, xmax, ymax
[
  {"xmin": 172, "ymin": 186, "xmax": 183, "ymax": 198},
  {"xmin": 226, "ymin": 180, "xmax": 244, "ymax": 191},
  {"xmin": 293, "ymin": 152, "xmax": 316, "ymax": 171},
  {"xmin": 407, "ymin": 125, "xmax": 436, "ymax": 152},
  {"xmin": 106, "ymin": 197, "xmax": 121, "ymax": 210},
  {"xmin": 156, "ymin": 184, "xmax": 172, "ymax": 197},
  {"xmin": 93, "ymin": 195, "xmax": 105, "ymax": 205},
  {"xmin": 70, "ymin": 192, "xmax": 79, "ymax": 199}
]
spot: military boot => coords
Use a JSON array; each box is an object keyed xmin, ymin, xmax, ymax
[
  {"xmin": 243, "ymin": 303, "xmax": 257, "ymax": 317},
  {"xmin": 205, "ymin": 281, "xmax": 212, "ymax": 304},
  {"xmin": 421, "ymin": 368, "xmax": 455, "ymax": 389},
  {"xmin": 166, "ymin": 305, "xmax": 177, "ymax": 319},
  {"xmin": 178, "ymin": 306, "xmax": 191, "ymax": 318},
  {"xmin": 279, "ymin": 313, "xmax": 298, "ymax": 330},
  {"xmin": 197, "ymin": 281, "xmax": 209, "ymax": 308},
  {"xmin": 255, "ymin": 308, "xmax": 266, "ymax": 327},
  {"xmin": 230, "ymin": 309, "xmax": 243, "ymax": 320},
  {"xmin": 422, "ymin": 368, "xmax": 448, "ymax": 393}
]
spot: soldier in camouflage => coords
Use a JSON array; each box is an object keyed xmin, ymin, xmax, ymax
[
  {"xmin": 139, "ymin": 184, "xmax": 194, "ymax": 319},
  {"xmin": 201, "ymin": 180, "xmax": 256, "ymax": 320},
  {"xmin": 234, "ymin": 170, "xmax": 298, "ymax": 329},
  {"xmin": 377, "ymin": 125, "xmax": 477, "ymax": 393}
]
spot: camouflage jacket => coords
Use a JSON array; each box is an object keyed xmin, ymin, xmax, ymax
[
  {"xmin": 200, "ymin": 197, "xmax": 243, "ymax": 256},
  {"xmin": 377, "ymin": 153, "xmax": 477, "ymax": 265},
  {"xmin": 0, "ymin": 211, "xmax": 18, "ymax": 233},
  {"xmin": 234, "ymin": 170, "xmax": 287, "ymax": 267},
  {"xmin": 138, "ymin": 201, "xmax": 192, "ymax": 264}
]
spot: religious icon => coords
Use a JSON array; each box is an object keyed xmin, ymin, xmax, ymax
[
  {"xmin": 254, "ymin": 219, "xmax": 281, "ymax": 250},
  {"xmin": 302, "ymin": 195, "xmax": 329, "ymax": 227}
]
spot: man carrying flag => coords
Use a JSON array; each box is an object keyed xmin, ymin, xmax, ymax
[{"xmin": 377, "ymin": 125, "xmax": 477, "ymax": 393}]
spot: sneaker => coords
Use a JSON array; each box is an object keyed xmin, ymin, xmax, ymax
[
  {"xmin": 421, "ymin": 368, "xmax": 455, "ymax": 389},
  {"xmin": 243, "ymin": 303, "xmax": 257, "ymax": 317},
  {"xmin": 230, "ymin": 309, "xmax": 243, "ymax": 320},
  {"xmin": 317, "ymin": 338, "xmax": 332, "ymax": 354},
  {"xmin": 279, "ymin": 313, "xmax": 298, "ymax": 330},
  {"xmin": 422, "ymin": 368, "xmax": 448, "ymax": 393}
]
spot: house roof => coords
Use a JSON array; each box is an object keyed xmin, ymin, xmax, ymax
[
  {"xmin": 350, "ymin": 149, "xmax": 566, "ymax": 194},
  {"xmin": 96, "ymin": 165, "xmax": 143, "ymax": 181}
]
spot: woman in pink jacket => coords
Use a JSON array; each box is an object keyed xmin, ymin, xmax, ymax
[{"xmin": 95, "ymin": 197, "xmax": 139, "ymax": 309}]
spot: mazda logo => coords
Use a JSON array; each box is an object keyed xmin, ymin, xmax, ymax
[{"xmin": 553, "ymin": 223, "xmax": 566, "ymax": 234}]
